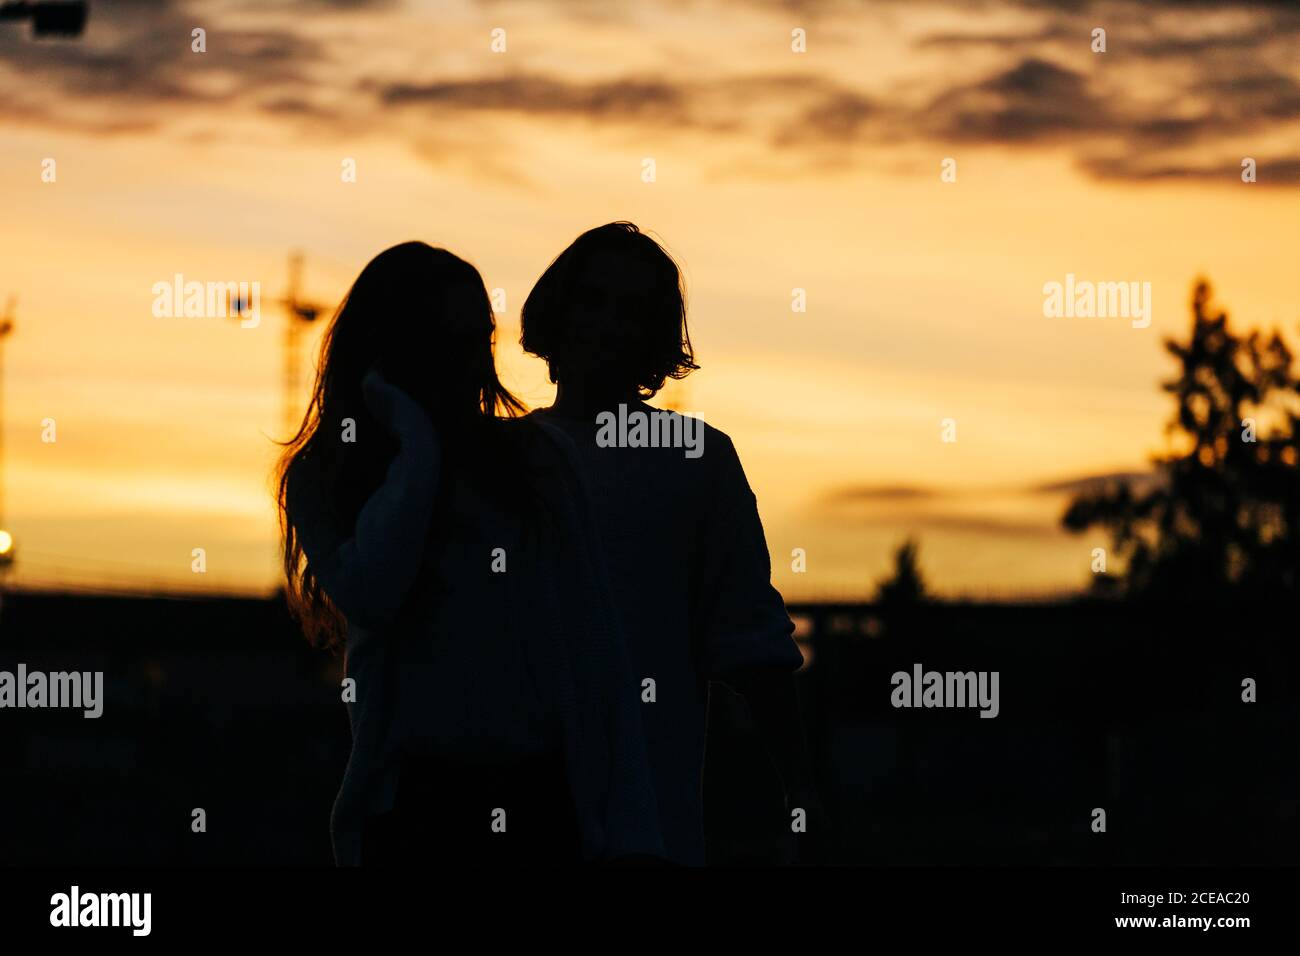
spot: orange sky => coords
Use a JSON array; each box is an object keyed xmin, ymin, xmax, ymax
[{"xmin": 3, "ymin": 0, "xmax": 1300, "ymax": 599}]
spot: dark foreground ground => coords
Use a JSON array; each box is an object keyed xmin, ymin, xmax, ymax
[{"xmin": 1, "ymin": 591, "xmax": 1296, "ymax": 865}]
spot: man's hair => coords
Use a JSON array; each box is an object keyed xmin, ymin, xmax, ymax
[{"xmin": 521, "ymin": 221, "xmax": 699, "ymax": 397}]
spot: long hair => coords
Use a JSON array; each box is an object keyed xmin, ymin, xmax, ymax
[{"xmin": 275, "ymin": 241, "xmax": 526, "ymax": 651}]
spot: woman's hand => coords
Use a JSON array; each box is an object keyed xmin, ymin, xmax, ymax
[
  {"xmin": 289, "ymin": 368, "xmax": 441, "ymax": 632},
  {"xmin": 362, "ymin": 367, "xmax": 436, "ymax": 444}
]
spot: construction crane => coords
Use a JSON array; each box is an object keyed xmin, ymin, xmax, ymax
[
  {"xmin": 279, "ymin": 254, "xmax": 326, "ymax": 440},
  {"xmin": 0, "ymin": 296, "xmax": 15, "ymax": 571}
]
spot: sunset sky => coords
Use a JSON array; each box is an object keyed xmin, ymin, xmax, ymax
[{"xmin": 3, "ymin": 0, "xmax": 1300, "ymax": 600}]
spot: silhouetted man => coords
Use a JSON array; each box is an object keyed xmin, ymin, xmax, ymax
[{"xmin": 523, "ymin": 221, "xmax": 823, "ymax": 865}]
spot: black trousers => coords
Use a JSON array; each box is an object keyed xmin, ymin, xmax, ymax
[{"xmin": 361, "ymin": 751, "xmax": 584, "ymax": 866}]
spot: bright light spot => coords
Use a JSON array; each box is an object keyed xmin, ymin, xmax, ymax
[{"xmin": 0, "ymin": 530, "xmax": 11, "ymax": 554}]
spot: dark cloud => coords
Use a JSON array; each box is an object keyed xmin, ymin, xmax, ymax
[
  {"xmin": 0, "ymin": 0, "xmax": 327, "ymax": 132},
  {"xmin": 921, "ymin": 58, "xmax": 1104, "ymax": 143},
  {"xmin": 816, "ymin": 499, "xmax": 1062, "ymax": 540},
  {"xmin": 257, "ymin": 95, "xmax": 338, "ymax": 119},
  {"xmin": 775, "ymin": 89, "xmax": 874, "ymax": 144},
  {"xmin": 4, "ymin": 0, "xmax": 1300, "ymax": 187},
  {"xmin": 369, "ymin": 71, "xmax": 857, "ymax": 156},
  {"xmin": 823, "ymin": 485, "xmax": 940, "ymax": 503},
  {"xmin": 1031, "ymin": 470, "xmax": 1165, "ymax": 495},
  {"xmin": 896, "ymin": 514, "xmax": 1060, "ymax": 539},
  {"xmin": 818, "ymin": 469, "xmax": 1171, "ymax": 539},
  {"xmin": 1193, "ymin": 70, "xmax": 1300, "ymax": 124},
  {"xmin": 373, "ymin": 75, "xmax": 688, "ymax": 122},
  {"xmin": 915, "ymin": 0, "xmax": 1300, "ymax": 11},
  {"xmin": 776, "ymin": 40, "xmax": 1300, "ymax": 185},
  {"xmin": 914, "ymin": 10, "xmax": 1300, "ymax": 59},
  {"xmin": 828, "ymin": 471, "xmax": 1165, "ymax": 503},
  {"xmin": 768, "ymin": 57, "xmax": 1104, "ymax": 154},
  {"xmin": 283, "ymin": 0, "xmax": 400, "ymax": 9},
  {"xmin": 1080, "ymin": 154, "xmax": 1300, "ymax": 184},
  {"xmin": 898, "ymin": 0, "xmax": 1300, "ymax": 182},
  {"xmin": 1126, "ymin": 25, "xmax": 1288, "ymax": 59},
  {"xmin": 917, "ymin": 26, "xmax": 1070, "ymax": 50},
  {"xmin": 829, "ymin": 470, "xmax": 1176, "ymax": 502}
]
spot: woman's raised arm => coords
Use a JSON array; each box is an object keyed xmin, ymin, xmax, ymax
[{"xmin": 286, "ymin": 369, "xmax": 441, "ymax": 631}]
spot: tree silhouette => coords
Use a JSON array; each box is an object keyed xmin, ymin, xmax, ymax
[
  {"xmin": 1063, "ymin": 279, "xmax": 1300, "ymax": 600},
  {"xmin": 875, "ymin": 538, "xmax": 928, "ymax": 605}
]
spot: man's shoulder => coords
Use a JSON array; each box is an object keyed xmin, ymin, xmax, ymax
[
  {"xmin": 619, "ymin": 402, "xmax": 737, "ymax": 445},
  {"xmin": 528, "ymin": 403, "xmax": 741, "ymax": 473}
]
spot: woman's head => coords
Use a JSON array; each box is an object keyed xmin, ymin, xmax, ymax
[
  {"xmin": 314, "ymin": 241, "xmax": 518, "ymax": 426},
  {"xmin": 521, "ymin": 222, "xmax": 698, "ymax": 399},
  {"xmin": 277, "ymin": 241, "xmax": 523, "ymax": 649}
]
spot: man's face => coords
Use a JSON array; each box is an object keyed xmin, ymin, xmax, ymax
[{"xmin": 558, "ymin": 249, "xmax": 658, "ymax": 384}]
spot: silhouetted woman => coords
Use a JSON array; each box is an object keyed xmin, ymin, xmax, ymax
[{"xmin": 275, "ymin": 242, "xmax": 661, "ymax": 866}]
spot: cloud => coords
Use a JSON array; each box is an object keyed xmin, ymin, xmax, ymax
[
  {"xmin": 893, "ymin": 514, "xmax": 1060, "ymax": 539},
  {"xmin": 773, "ymin": 89, "xmax": 875, "ymax": 145},
  {"xmin": 779, "ymin": 46, "xmax": 1300, "ymax": 185},
  {"xmin": 1031, "ymin": 470, "xmax": 1166, "ymax": 496},
  {"xmin": 816, "ymin": 489, "xmax": 1062, "ymax": 539},
  {"xmin": 285, "ymin": 0, "xmax": 400, "ymax": 9},
  {"xmin": 0, "ymin": 0, "xmax": 330, "ymax": 135},
  {"xmin": 6, "ymin": 0, "xmax": 1300, "ymax": 186},
  {"xmin": 1079, "ymin": 154, "xmax": 1300, "ymax": 184},
  {"xmin": 1193, "ymin": 69, "xmax": 1300, "ymax": 124},
  {"xmin": 817, "ymin": 468, "xmax": 1170, "ymax": 540},
  {"xmin": 826, "ymin": 470, "xmax": 1166, "ymax": 503},
  {"xmin": 920, "ymin": 58, "xmax": 1104, "ymax": 143},
  {"xmin": 372, "ymin": 75, "xmax": 689, "ymax": 123},
  {"xmin": 899, "ymin": 1, "xmax": 1300, "ymax": 181},
  {"xmin": 822, "ymin": 485, "xmax": 941, "ymax": 503},
  {"xmin": 916, "ymin": 26, "xmax": 1070, "ymax": 50}
]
